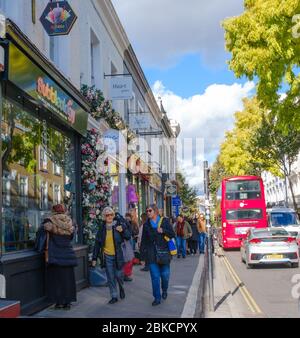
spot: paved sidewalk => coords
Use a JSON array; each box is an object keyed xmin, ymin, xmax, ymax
[
  {"xmin": 204, "ymin": 247, "xmax": 264, "ymax": 318},
  {"xmin": 33, "ymin": 254, "xmax": 204, "ymax": 318}
]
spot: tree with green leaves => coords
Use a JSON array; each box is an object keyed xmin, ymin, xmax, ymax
[
  {"xmin": 176, "ymin": 172, "xmax": 198, "ymax": 217},
  {"xmin": 251, "ymin": 113, "xmax": 300, "ymax": 210},
  {"xmin": 223, "ymin": 0, "xmax": 300, "ymax": 129},
  {"xmin": 219, "ymin": 97, "xmax": 266, "ymax": 176}
]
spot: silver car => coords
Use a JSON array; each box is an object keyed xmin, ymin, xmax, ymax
[{"xmin": 240, "ymin": 228, "xmax": 299, "ymax": 269}]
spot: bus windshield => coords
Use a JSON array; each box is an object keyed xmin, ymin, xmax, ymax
[
  {"xmin": 226, "ymin": 209, "xmax": 263, "ymax": 221},
  {"xmin": 226, "ymin": 180, "xmax": 261, "ymax": 200}
]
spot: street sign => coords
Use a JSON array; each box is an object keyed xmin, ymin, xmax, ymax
[
  {"xmin": 165, "ymin": 184, "xmax": 177, "ymax": 197},
  {"xmin": 109, "ymin": 76, "xmax": 133, "ymax": 100},
  {"xmin": 172, "ymin": 196, "xmax": 182, "ymax": 207},
  {"xmin": 40, "ymin": 1, "xmax": 77, "ymax": 36}
]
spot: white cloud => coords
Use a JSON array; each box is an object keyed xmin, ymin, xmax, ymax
[
  {"xmin": 112, "ymin": 0, "xmax": 244, "ymax": 68},
  {"xmin": 153, "ymin": 80, "xmax": 255, "ymax": 190}
]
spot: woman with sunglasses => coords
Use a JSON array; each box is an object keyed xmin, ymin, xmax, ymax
[
  {"xmin": 140, "ymin": 204, "xmax": 176, "ymax": 306},
  {"xmin": 92, "ymin": 207, "xmax": 131, "ymax": 304}
]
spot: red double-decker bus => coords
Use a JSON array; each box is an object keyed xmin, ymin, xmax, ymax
[{"xmin": 218, "ymin": 176, "xmax": 267, "ymax": 249}]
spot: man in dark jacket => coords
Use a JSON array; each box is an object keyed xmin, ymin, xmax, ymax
[
  {"xmin": 92, "ymin": 207, "xmax": 131, "ymax": 304},
  {"xmin": 140, "ymin": 204, "xmax": 176, "ymax": 306}
]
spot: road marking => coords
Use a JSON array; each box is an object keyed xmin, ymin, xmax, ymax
[
  {"xmin": 181, "ymin": 255, "xmax": 204, "ymax": 318},
  {"xmin": 220, "ymin": 250, "xmax": 263, "ymax": 314}
]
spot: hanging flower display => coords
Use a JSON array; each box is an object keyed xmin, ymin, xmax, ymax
[{"xmin": 81, "ymin": 128, "xmax": 111, "ymax": 253}]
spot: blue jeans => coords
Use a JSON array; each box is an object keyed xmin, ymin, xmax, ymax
[
  {"xmin": 104, "ymin": 254, "xmax": 124, "ymax": 299},
  {"xmin": 198, "ymin": 233, "xmax": 207, "ymax": 253},
  {"xmin": 176, "ymin": 237, "xmax": 187, "ymax": 257},
  {"xmin": 149, "ymin": 263, "xmax": 170, "ymax": 301}
]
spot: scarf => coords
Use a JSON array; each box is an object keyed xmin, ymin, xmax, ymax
[{"xmin": 44, "ymin": 213, "xmax": 74, "ymax": 236}]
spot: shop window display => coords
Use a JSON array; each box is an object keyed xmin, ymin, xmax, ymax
[{"xmin": 1, "ymin": 99, "xmax": 76, "ymax": 253}]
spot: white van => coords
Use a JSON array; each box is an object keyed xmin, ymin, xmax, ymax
[{"xmin": 267, "ymin": 207, "xmax": 300, "ymax": 237}]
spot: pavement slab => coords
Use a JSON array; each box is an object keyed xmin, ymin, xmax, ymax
[{"xmin": 33, "ymin": 253, "xmax": 204, "ymax": 318}]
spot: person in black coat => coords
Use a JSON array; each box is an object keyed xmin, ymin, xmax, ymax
[
  {"xmin": 140, "ymin": 204, "xmax": 176, "ymax": 306},
  {"xmin": 92, "ymin": 207, "xmax": 131, "ymax": 304},
  {"xmin": 36, "ymin": 204, "xmax": 77, "ymax": 310},
  {"xmin": 189, "ymin": 217, "xmax": 199, "ymax": 255}
]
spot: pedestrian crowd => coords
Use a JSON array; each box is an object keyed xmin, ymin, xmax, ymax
[{"xmin": 35, "ymin": 203, "xmax": 207, "ymax": 309}]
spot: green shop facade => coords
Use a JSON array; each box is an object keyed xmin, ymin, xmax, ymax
[{"xmin": 0, "ymin": 20, "xmax": 89, "ymax": 315}]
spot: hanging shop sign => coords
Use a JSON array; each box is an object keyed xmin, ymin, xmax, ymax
[
  {"xmin": 129, "ymin": 113, "xmax": 150, "ymax": 130},
  {"xmin": 109, "ymin": 76, "xmax": 133, "ymax": 100},
  {"xmin": 40, "ymin": 1, "xmax": 77, "ymax": 36},
  {"xmin": 165, "ymin": 183, "xmax": 177, "ymax": 197},
  {"xmin": 8, "ymin": 42, "xmax": 88, "ymax": 136}
]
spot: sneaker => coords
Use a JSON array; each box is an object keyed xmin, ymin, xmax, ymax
[
  {"xmin": 177, "ymin": 255, "xmax": 181, "ymax": 258},
  {"xmin": 124, "ymin": 276, "xmax": 133, "ymax": 282},
  {"xmin": 152, "ymin": 299, "xmax": 161, "ymax": 306},
  {"xmin": 162, "ymin": 291, "xmax": 168, "ymax": 300},
  {"xmin": 108, "ymin": 298, "xmax": 118, "ymax": 305},
  {"xmin": 120, "ymin": 287, "xmax": 125, "ymax": 299}
]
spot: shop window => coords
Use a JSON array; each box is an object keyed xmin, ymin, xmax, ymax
[{"xmin": 1, "ymin": 98, "xmax": 77, "ymax": 253}]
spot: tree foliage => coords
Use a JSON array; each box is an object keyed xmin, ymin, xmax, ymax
[
  {"xmin": 219, "ymin": 97, "xmax": 266, "ymax": 176},
  {"xmin": 176, "ymin": 172, "xmax": 198, "ymax": 216},
  {"xmin": 223, "ymin": 0, "xmax": 300, "ymax": 129}
]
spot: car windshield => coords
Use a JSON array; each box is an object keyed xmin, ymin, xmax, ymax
[
  {"xmin": 270, "ymin": 212, "xmax": 300, "ymax": 227},
  {"xmin": 252, "ymin": 229, "xmax": 289, "ymax": 238}
]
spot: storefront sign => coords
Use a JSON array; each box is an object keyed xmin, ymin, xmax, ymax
[
  {"xmin": 8, "ymin": 42, "xmax": 88, "ymax": 136},
  {"xmin": 40, "ymin": 1, "xmax": 77, "ymax": 36},
  {"xmin": 129, "ymin": 113, "xmax": 150, "ymax": 130},
  {"xmin": 109, "ymin": 76, "xmax": 133, "ymax": 100}
]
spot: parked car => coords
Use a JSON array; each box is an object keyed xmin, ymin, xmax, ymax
[
  {"xmin": 240, "ymin": 227, "xmax": 299, "ymax": 269},
  {"xmin": 267, "ymin": 207, "xmax": 300, "ymax": 237}
]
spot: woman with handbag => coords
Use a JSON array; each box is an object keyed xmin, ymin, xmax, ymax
[
  {"xmin": 140, "ymin": 204, "xmax": 176, "ymax": 306},
  {"xmin": 36, "ymin": 204, "xmax": 77, "ymax": 310},
  {"xmin": 92, "ymin": 207, "xmax": 131, "ymax": 304}
]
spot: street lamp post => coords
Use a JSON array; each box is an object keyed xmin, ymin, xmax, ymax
[{"xmin": 204, "ymin": 160, "xmax": 214, "ymax": 312}]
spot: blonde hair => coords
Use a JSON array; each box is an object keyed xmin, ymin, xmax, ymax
[{"xmin": 102, "ymin": 207, "xmax": 115, "ymax": 220}]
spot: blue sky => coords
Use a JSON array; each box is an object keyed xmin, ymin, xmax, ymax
[
  {"xmin": 111, "ymin": 0, "xmax": 254, "ymax": 190},
  {"xmin": 144, "ymin": 52, "xmax": 248, "ymax": 98}
]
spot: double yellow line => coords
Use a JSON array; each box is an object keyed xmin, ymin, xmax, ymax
[{"xmin": 220, "ymin": 252, "xmax": 262, "ymax": 314}]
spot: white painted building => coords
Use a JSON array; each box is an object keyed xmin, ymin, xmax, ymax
[{"xmin": 262, "ymin": 154, "xmax": 300, "ymax": 211}]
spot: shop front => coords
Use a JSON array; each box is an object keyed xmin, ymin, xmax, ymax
[{"xmin": 0, "ymin": 21, "xmax": 89, "ymax": 314}]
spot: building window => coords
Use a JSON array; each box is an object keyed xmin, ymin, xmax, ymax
[
  {"xmin": 53, "ymin": 163, "xmax": 61, "ymax": 176},
  {"xmin": 19, "ymin": 176, "xmax": 28, "ymax": 207},
  {"xmin": 40, "ymin": 181, "xmax": 48, "ymax": 210},
  {"xmin": 40, "ymin": 147, "xmax": 48, "ymax": 171},
  {"xmin": 90, "ymin": 30, "xmax": 101, "ymax": 88},
  {"xmin": 53, "ymin": 184, "xmax": 61, "ymax": 205}
]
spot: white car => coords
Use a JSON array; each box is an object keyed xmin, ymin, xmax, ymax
[
  {"xmin": 241, "ymin": 228, "xmax": 299, "ymax": 269},
  {"xmin": 267, "ymin": 207, "xmax": 300, "ymax": 237}
]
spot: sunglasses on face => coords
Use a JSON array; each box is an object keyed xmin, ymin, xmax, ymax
[
  {"xmin": 105, "ymin": 214, "xmax": 114, "ymax": 217},
  {"xmin": 146, "ymin": 209, "xmax": 153, "ymax": 213}
]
